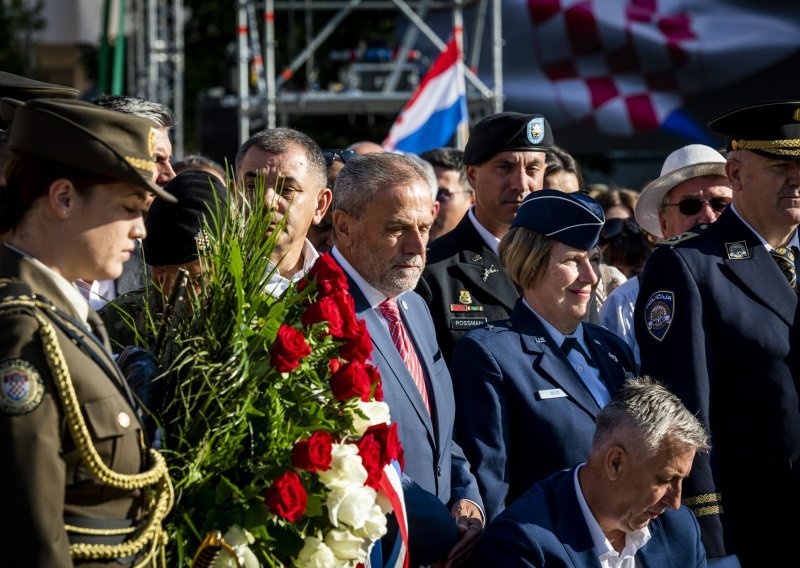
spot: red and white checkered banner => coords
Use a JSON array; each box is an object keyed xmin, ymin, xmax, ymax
[{"xmin": 500, "ymin": 0, "xmax": 800, "ymax": 136}]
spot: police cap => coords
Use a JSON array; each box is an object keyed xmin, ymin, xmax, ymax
[
  {"xmin": 0, "ymin": 71, "xmax": 78, "ymax": 129},
  {"xmin": 144, "ymin": 170, "xmax": 228, "ymax": 266},
  {"xmin": 463, "ymin": 112, "xmax": 553, "ymax": 165},
  {"xmin": 708, "ymin": 100, "xmax": 800, "ymax": 161},
  {"xmin": 3, "ymin": 97, "xmax": 176, "ymax": 202},
  {"xmin": 511, "ymin": 189, "xmax": 605, "ymax": 250}
]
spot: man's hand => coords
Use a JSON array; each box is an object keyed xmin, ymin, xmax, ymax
[{"xmin": 442, "ymin": 499, "xmax": 484, "ymax": 567}]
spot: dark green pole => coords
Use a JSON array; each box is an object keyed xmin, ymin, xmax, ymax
[
  {"xmin": 111, "ymin": 0, "xmax": 127, "ymax": 94},
  {"xmin": 98, "ymin": 0, "xmax": 112, "ymax": 93}
]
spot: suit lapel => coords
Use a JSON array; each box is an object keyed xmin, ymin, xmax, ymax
[
  {"xmin": 342, "ymin": 266, "xmax": 437, "ymax": 442},
  {"xmin": 637, "ymin": 518, "xmax": 673, "ymax": 568},
  {"xmin": 512, "ymin": 303, "xmax": 602, "ymax": 416},
  {"xmin": 452, "ymin": 218, "xmax": 519, "ymax": 312},
  {"xmin": 716, "ymin": 211, "xmax": 798, "ymax": 326}
]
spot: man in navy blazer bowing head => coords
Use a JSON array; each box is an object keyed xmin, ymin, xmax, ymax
[{"xmin": 330, "ymin": 152, "xmax": 484, "ymax": 567}]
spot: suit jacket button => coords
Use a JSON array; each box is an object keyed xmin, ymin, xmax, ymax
[{"xmin": 437, "ymin": 466, "xmax": 442, "ymax": 477}]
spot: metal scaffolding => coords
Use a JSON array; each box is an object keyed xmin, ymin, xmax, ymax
[
  {"xmin": 128, "ymin": 0, "xmax": 185, "ymax": 156},
  {"xmin": 236, "ymin": 0, "xmax": 503, "ymax": 145}
]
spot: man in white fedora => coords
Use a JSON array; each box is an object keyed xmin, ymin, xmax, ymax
[{"xmin": 599, "ymin": 144, "xmax": 731, "ymax": 364}]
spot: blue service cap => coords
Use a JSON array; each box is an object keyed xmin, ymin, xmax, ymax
[
  {"xmin": 708, "ymin": 100, "xmax": 800, "ymax": 161},
  {"xmin": 511, "ymin": 189, "xmax": 605, "ymax": 250}
]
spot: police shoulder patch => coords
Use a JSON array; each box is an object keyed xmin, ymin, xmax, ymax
[
  {"xmin": 0, "ymin": 359, "xmax": 44, "ymax": 415},
  {"xmin": 644, "ymin": 290, "xmax": 675, "ymax": 342}
]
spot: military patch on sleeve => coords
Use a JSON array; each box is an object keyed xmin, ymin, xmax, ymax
[
  {"xmin": 644, "ymin": 291, "xmax": 674, "ymax": 342},
  {"xmin": 0, "ymin": 359, "xmax": 44, "ymax": 415}
]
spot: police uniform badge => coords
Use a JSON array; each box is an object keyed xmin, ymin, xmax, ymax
[
  {"xmin": 725, "ymin": 241, "xmax": 750, "ymax": 260},
  {"xmin": 526, "ymin": 117, "xmax": 546, "ymax": 145},
  {"xmin": 644, "ymin": 290, "xmax": 675, "ymax": 342},
  {"xmin": 0, "ymin": 359, "xmax": 44, "ymax": 415}
]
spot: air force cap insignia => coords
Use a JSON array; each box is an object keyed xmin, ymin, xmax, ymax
[{"xmin": 645, "ymin": 290, "xmax": 674, "ymax": 342}]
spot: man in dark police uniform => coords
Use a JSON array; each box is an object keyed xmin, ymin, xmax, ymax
[
  {"xmin": 635, "ymin": 101, "xmax": 800, "ymax": 567},
  {"xmin": 417, "ymin": 112, "xmax": 552, "ymax": 364}
]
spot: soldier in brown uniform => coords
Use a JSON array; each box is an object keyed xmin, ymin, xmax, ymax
[{"xmin": 0, "ymin": 97, "xmax": 175, "ymax": 566}]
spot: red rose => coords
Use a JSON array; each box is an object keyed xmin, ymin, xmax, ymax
[
  {"xmin": 264, "ymin": 470, "xmax": 307, "ymax": 522},
  {"xmin": 291, "ymin": 430, "xmax": 334, "ymax": 473},
  {"xmin": 270, "ymin": 325, "xmax": 312, "ymax": 372},
  {"xmin": 299, "ymin": 253, "xmax": 348, "ymax": 298},
  {"xmin": 366, "ymin": 423, "xmax": 404, "ymax": 470},
  {"xmin": 339, "ymin": 319, "xmax": 373, "ymax": 362},
  {"xmin": 357, "ymin": 433, "xmax": 383, "ymax": 490},
  {"xmin": 332, "ymin": 293, "xmax": 360, "ymax": 338},
  {"xmin": 329, "ymin": 359, "xmax": 372, "ymax": 402},
  {"xmin": 363, "ymin": 363, "xmax": 383, "ymax": 401},
  {"xmin": 302, "ymin": 295, "xmax": 346, "ymax": 337}
]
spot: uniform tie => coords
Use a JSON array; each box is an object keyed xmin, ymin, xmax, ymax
[
  {"xmin": 771, "ymin": 247, "xmax": 799, "ymax": 294},
  {"xmin": 378, "ymin": 298, "xmax": 430, "ymax": 414},
  {"xmin": 561, "ymin": 336, "xmax": 595, "ymax": 367}
]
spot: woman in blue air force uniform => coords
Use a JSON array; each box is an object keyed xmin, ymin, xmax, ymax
[{"xmin": 451, "ymin": 190, "xmax": 636, "ymax": 522}]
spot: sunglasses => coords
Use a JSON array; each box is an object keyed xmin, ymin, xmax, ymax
[
  {"xmin": 662, "ymin": 197, "xmax": 730, "ymax": 216},
  {"xmin": 322, "ymin": 149, "xmax": 358, "ymax": 168},
  {"xmin": 600, "ymin": 218, "xmax": 641, "ymax": 241}
]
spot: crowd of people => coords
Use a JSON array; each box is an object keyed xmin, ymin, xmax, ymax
[{"xmin": 0, "ymin": 68, "xmax": 798, "ymax": 568}]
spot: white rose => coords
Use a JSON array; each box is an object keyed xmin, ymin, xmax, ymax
[
  {"xmin": 209, "ymin": 525, "xmax": 259, "ymax": 568},
  {"xmin": 323, "ymin": 528, "xmax": 367, "ymax": 562},
  {"xmin": 294, "ymin": 536, "xmax": 338, "ymax": 568},
  {"xmin": 327, "ymin": 485, "xmax": 378, "ymax": 529},
  {"xmin": 318, "ymin": 443, "xmax": 368, "ymax": 490},
  {"xmin": 348, "ymin": 401, "xmax": 392, "ymax": 435},
  {"xmin": 353, "ymin": 503, "xmax": 388, "ymax": 541}
]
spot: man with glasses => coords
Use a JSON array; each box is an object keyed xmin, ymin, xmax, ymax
[
  {"xmin": 600, "ymin": 145, "xmax": 731, "ymax": 366},
  {"xmin": 635, "ymin": 103, "xmax": 800, "ymax": 567},
  {"xmin": 419, "ymin": 148, "xmax": 474, "ymax": 241},
  {"xmin": 417, "ymin": 113, "xmax": 552, "ymax": 365}
]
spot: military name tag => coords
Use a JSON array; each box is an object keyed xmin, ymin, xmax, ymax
[
  {"xmin": 450, "ymin": 317, "xmax": 488, "ymax": 330},
  {"xmin": 0, "ymin": 359, "xmax": 44, "ymax": 415},
  {"xmin": 537, "ymin": 388, "xmax": 567, "ymax": 400}
]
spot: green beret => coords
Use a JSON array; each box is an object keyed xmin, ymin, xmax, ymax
[
  {"xmin": 709, "ymin": 100, "xmax": 800, "ymax": 161},
  {"xmin": 3, "ymin": 97, "xmax": 176, "ymax": 202},
  {"xmin": 463, "ymin": 112, "xmax": 554, "ymax": 165},
  {"xmin": 0, "ymin": 71, "xmax": 78, "ymax": 129}
]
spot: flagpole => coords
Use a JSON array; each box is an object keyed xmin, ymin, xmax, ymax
[{"xmin": 454, "ymin": 0, "xmax": 468, "ymax": 150}]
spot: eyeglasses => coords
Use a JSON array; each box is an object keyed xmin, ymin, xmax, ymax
[
  {"xmin": 436, "ymin": 188, "xmax": 471, "ymax": 202},
  {"xmin": 662, "ymin": 197, "xmax": 730, "ymax": 216},
  {"xmin": 322, "ymin": 149, "xmax": 358, "ymax": 168},
  {"xmin": 600, "ymin": 218, "xmax": 641, "ymax": 241}
]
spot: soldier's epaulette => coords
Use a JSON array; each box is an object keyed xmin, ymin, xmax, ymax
[
  {"xmin": 0, "ymin": 278, "xmax": 35, "ymax": 305},
  {"xmin": 657, "ymin": 223, "xmax": 712, "ymax": 247}
]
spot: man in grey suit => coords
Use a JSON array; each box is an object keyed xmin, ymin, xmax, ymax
[{"xmin": 330, "ymin": 152, "xmax": 484, "ymax": 567}]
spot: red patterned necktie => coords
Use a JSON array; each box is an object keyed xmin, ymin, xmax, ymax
[{"xmin": 378, "ymin": 298, "xmax": 430, "ymax": 414}]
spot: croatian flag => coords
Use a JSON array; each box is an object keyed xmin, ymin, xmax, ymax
[{"xmin": 383, "ymin": 36, "xmax": 467, "ymax": 154}]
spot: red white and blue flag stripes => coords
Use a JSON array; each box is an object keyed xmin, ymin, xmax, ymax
[{"xmin": 383, "ymin": 36, "xmax": 468, "ymax": 154}]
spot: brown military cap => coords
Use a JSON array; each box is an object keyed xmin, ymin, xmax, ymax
[
  {"xmin": 0, "ymin": 71, "xmax": 79, "ymax": 129},
  {"xmin": 3, "ymin": 97, "xmax": 176, "ymax": 202},
  {"xmin": 709, "ymin": 100, "xmax": 800, "ymax": 161}
]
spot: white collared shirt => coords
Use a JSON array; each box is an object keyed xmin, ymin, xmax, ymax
[
  {"xmin": 574, "ymin": 465, "xmax": 650, "ymax": 568},
  {"xmin": 264, "ymin": 239, "xmax": 320, "ymax": 297},
  {"xmin": 523, "ymin": 298, "xmax": 611, "ymax": 407},
  {"xmin": 467, "ymin": 207, "xmax": 501, "ymax": 256},
  {"xmin": 3, "ymin": 243, "xmax": 90, "ymax": 325},
  {"xmin": 76, "ymin": 278, "xmax": 117, "ymax": 311}
]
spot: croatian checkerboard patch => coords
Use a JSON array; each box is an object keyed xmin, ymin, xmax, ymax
[
  {"xmin": 0, "ymin": 359, "xmax": 44, "ymax": 415},
  {"xmin": 644, "ymin": 291, "xmax": 674, "ymax": 342}
]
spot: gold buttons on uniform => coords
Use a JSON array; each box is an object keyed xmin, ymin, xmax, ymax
[{"xmin": 117, "ymin": 412, "xmax": 131, "ymax": 428}]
